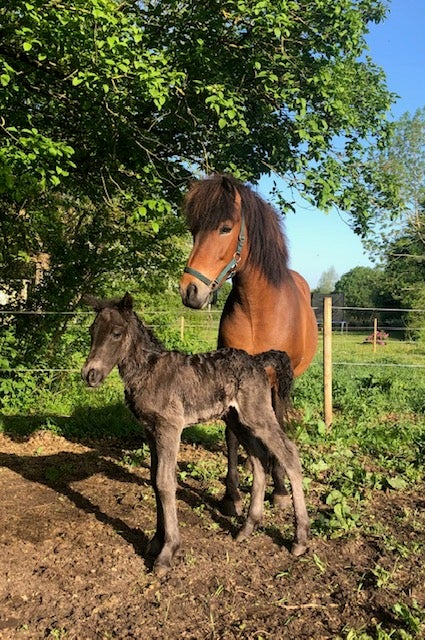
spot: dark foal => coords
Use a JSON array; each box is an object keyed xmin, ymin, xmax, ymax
[{"xmin": 82, "ymin": 293, "xmax": 309, "ymax": 577}]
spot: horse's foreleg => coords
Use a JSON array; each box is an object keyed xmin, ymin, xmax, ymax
[
  {"xmin": 149, "ymin": 425, "xmax": 182, "ymax": 578},
  {"xmin": 270, "ymin": 386, "xmax": 291, "ymax": 509},
  {"xmin": 221, "ymin": 410, "xmax": 243, "ymax": 516},
  {"xmin": 236, "ymin": 453, "xmax": 267, "ymax": 542}
]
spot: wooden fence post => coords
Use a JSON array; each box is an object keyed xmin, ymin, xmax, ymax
[
  {"xmin": 180, "ymin": 316, "xmax": 185, "ymax": 341},
  {"xmin": 323, "ymin": 296, "xmax": 333, "ymax": 428}
]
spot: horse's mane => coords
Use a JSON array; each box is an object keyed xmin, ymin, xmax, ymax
[{"xmin": 184, "ymin": 174, "xmax": 289, "ymax": 286}]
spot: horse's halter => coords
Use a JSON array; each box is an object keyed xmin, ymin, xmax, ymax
[{"xmin": 183, "ymin": 211, "xmax": 246, "ymax": 293}]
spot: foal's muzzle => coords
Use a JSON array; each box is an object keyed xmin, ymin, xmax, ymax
[{"xmin": 82, "ymin": 366, "xmax": 104, "ymax": 388}]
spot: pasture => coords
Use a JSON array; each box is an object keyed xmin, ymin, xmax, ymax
[{"xmin": 0, "ymin": 315, "xmax": 424, "ymax": 639}]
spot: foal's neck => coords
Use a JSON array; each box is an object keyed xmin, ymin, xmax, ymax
[{"xmin": 119, "ymin": 314, "xmax": 166, "ymax": 378}]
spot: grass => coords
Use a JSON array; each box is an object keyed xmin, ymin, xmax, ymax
[{"xmin": 1, "ymin": 327, "xmax": 424, "ymax": 639}]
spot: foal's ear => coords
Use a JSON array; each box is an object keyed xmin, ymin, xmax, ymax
[
  {"xmin": 119, "ymin": 292, "xmax": 133, "ymax": 311},
  {"xmin": 82, "ymin": 294, "xmax": 101, "ymax": 310}
]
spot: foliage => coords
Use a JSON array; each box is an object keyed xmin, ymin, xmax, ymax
[
  {"xmin": 0, "ymin": 0, "xmax": 400, "ymax": 347},
  {"xmin": 362, "ymin": 109, "xmax": 425, "ymax": 338},
  {"xmin": 335, "ymin": 266, "xmax": 385, "ymax": 308},
  {"xmin": 314, "ymin": 266, "xmax": 339, "ymax": 294}
]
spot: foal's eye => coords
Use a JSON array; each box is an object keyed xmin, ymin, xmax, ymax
[
  {"xmin": 219, "ymin": 224, "xmax": 232, "ymax": 235},
  {"xmin": 112, "ymin": 330, "xmax": 123, "ymax": 339}
]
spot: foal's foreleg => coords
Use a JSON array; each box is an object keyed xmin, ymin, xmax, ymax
[
  {"xmin": 145, "ymin": 432, "xmax": 164, "ymax": 559},
  {"xmin": 148, "ymin": 423, "xmax": 182, "ymax": 578}
]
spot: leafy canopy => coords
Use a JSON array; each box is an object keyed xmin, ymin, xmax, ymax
[{"xmin": 0, "ymin": 1, "xmax": 400, "ymax": 323}]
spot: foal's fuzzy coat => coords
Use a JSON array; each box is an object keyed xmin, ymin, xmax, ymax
[{"xmin": 82, "ymin": 293, "xmax": 309, "ymax": 577}]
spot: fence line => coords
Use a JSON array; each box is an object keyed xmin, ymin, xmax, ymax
[{"xmin": 1, "ymin": 303, "xmax": 424, "ymax": 390}]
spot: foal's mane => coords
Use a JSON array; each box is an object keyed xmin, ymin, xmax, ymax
[{"xmin": 184, "ymin": 174, "xmax": 289, "ymax": 287}]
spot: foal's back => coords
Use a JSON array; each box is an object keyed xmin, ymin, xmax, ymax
[{"xmin": 127, "ymin": 347, "xmax": 272, "ymax": 427}]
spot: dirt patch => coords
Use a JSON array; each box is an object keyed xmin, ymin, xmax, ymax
[{"xmin": 0, "ymin": 431, "xmax": 424, "ymax": 639}]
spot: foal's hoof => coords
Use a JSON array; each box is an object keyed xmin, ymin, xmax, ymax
[
  {"xmin": 235, "ymin": 522, "xmax": 255, "ymax": 542},
  {"xmin": 272, "ymin": 493, "xmax": 292, "ymax": 510},
  {"xmin": 153, "ymin": 561, "xmax": 171, "ymax": 579},
  {"xmin": 290, "ymin": 542, "xmax": 307, "ymax": 557},
  {"xmin": 219, "ymin": 496, "xmax": 243, "ymax": 517}
]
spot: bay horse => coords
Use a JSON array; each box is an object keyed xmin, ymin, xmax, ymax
[
  {"xmin": 82, "ymin": 293, "xmax": 309, "ymax": 577},
  {"xmin": 179, "ymin": 174, "xmax": 318, "ymax": 515}
]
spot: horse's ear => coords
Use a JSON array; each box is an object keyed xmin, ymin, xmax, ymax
[
  {"xmin": 83, "ymin": 294, "xmax": 100, "ymax": 310},
  {"xmin": 221, "ymin": 174, "xmax": 236, "ymax": 195},
  {"xmin": 119, "ymin": 292, "xmax": 133, "ymax": 311}
]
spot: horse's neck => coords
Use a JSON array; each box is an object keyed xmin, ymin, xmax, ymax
[{"xmin": 232, "ymin": 265, "xmax": 280, "ymax": 313}]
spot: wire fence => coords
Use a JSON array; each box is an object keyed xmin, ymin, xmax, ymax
[{"xmin": 0, "ymin": 304, "xmax": 424, "ymax": 374}]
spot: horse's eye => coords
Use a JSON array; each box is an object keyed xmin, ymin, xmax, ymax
[
  {"xmin": 112, "ymin": 330, "xmax": 123, "ymax": 339},
  {"xmin": 219, "ymin": 224, "xmax": 232, "ymax": 235}
]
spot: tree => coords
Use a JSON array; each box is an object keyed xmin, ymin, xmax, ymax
[
  {"xmin": 366, "ymin": 108, "xmax": 425, "ymax": 256},
  {"xmin": 315, "ymin": 266, "xmax": 339, "ymax": 294},
  {"xmin": 364, "ymin": 109, "xmax": 425, "ymax": 338},
  {"xmin": 0, "ymin": 1, "xmax": 400, "ymax": 361},
  {"xmin": 334, "ymin": 266, "xmax": 384, "ymax": 308}
]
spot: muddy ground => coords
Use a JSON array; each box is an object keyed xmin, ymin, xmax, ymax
[{"xmin": 0, "ymin": 430, "xmax": 424, "ymax": 639}]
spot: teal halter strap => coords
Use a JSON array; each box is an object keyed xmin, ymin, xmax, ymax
[{"xmin": 184, "ymin": 214, "xmax": 246, "ymax": 292}]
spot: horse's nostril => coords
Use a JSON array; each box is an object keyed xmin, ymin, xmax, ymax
[{"xmin": 187, "ymin": 282, "xmax": 198, "ymax": 301}]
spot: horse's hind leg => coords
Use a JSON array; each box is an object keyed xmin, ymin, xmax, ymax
[
  {"xmin": 241, "ymin": 407, "xmax": 309, "ymax": 556},
  {"xmin": 221, "ymin": 410, "xmax": 244, "ymax": 516}
]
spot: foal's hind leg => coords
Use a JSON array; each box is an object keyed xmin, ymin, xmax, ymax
[
  {"xmin": 261, "ymin": 428, "xmax": 309, "ymax": 556},
  {"xmin": 236, "ymin": 453, "xmax": 267, "ymax": 542},
  {"xmin": 240, "ymin": 406, "xmax": 309, "ymax": 556}
]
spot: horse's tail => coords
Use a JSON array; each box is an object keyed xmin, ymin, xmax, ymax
[{"xmin": 254, "ymin": 350, "xmax": 293, "ymax": 430}]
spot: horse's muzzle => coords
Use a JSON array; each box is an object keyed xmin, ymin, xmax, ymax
[{"xmin": 180, "ymin": 281, "xmax": 210, "ymax": 309}]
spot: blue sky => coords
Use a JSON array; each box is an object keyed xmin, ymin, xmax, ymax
[{"xmin": 260, "ymin": 0, "xmax": 425, "ymax": 289}]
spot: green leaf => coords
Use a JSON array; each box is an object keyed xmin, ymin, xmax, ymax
[
  {"xmin": 387, "ymin": 476, "xmax": 407, "ymax": 490},
  {"xmin": 22, "ymin": 42, "xmax": 32, "ymax": 52}
]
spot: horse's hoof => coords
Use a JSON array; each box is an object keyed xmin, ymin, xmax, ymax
[
  {"xmin": 290, "ymin": 542, "xmax": 307, "ymax": 557},
  {"xmin": 272, "ymin": 493, "xmax": 292, "ymax": 510},
  {"xmin": 219, "ymin": 496, "xmax": 243, "ymax": 517}
]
